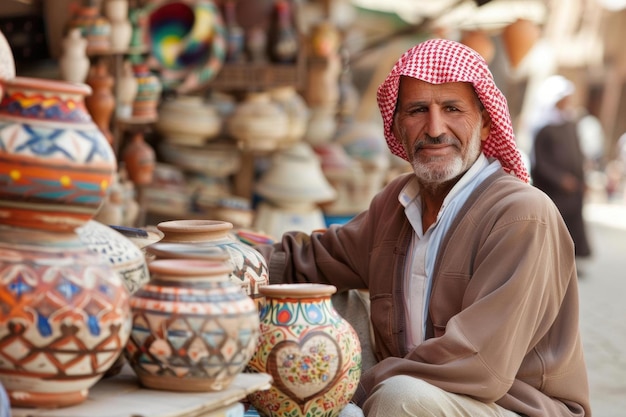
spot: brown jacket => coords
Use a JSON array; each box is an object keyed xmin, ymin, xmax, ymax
[{"xmin": 257, "ymin": 169, "xmax": 590, "ymax": 417}]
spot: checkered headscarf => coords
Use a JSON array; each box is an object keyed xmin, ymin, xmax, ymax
[{"xmin": 377, "ymin": 38, "xmax": 530, "ymax": 183}]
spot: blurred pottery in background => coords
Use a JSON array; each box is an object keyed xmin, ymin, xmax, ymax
[
  {"xmin": 59, "ymin": 28, "xmax": 90, "ymax": 83},
  {"xmin": 104, "ymin": 0, "xmax": 133, "ymax": 52},
  {"xmin": 227, "ymin": 91, "xmax": 289, "ymax": 151},
  {"xmin": 85, "ymin": 60, "xmax": 116, "ymax": 145},
  {"xmin": 132, "ymin": 62, "xmax": 162, "ymax": 119},
  {"xmin": 156, "ymin": 95, "xmax": 222, "ymax": 146},
  {"xmin": 0, "ymin": 29, "xmax": 15, "ymax": 84},
  {"xmin": 269, "ymin": 86, "xmax": 308, "ymax": 148}
]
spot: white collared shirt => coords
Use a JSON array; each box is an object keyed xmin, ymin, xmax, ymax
[{"xmin": 399, "ymin": 154, "xmax": 495, "ymax": 348}]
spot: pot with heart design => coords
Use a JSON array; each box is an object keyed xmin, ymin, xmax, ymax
[{"xmin": 246, "ymin": 283, "xmax": 362, "ymax": 417}]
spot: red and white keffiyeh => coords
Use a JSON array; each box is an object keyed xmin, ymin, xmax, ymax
[{"xmin": 377, "ymin": 38, "xmax": 530, "ymax": 183}]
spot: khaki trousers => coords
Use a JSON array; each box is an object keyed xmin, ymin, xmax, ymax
[{"xmin": 360, "ymin": 375, "xmax": 520, "ymax": 417}]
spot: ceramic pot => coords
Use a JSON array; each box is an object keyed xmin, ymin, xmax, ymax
[
  {"xmin": 76, "ymin": 219, "xmax": 150, "ymax": 378},
  {"xmin": 85, "ymin": 60, "xmax": 116, "ymax": 145},
  {"xmin": 246, "ymin": 283, "xmax": 362, "ymax": 417},
  {"xmin": 116, "ymin": 60, "xmax": 138, "ymax": 118},
  {"xmin": 156, "ymin": 95, "xmax": 222, "ymax": 146},
  {"xmin": 59, "ymin": 28, "xmax": 91, "ymax": 83},
  {"xmin": 460, "ymin": 30, "xmax": 495, "ymax": 64},
  {"xmin": 77, "ymin": 219, "xmax": 150, "ymax": 295},
  {"xmin": 256, "ymin": 142, "xmax": 336, "ymax": 209},
  {"xmin": 104, "ymin": 0, "xmax": 132, "ymax": 52},
  {"xmin": 0, "ymin": 29, "xmax": 15, "ymax": 85},
  {"xmin": 269, "ymin": 86, "xmax": 308, "ymax": 148},
  {"xmin": 0, "ymin": 225, "xmax": 131, "ymax": 408},
  {"xmin": 501, "ymin": 19, "xmax": 540, "ymax": 69},
  {"xmin": 124, "ymin": 259, "xmax": 260, "ymax": 391},
  {"xmin": 132, "ymin": 63, "xmax": 162, "ymax": 119},
  {"xmin": 0, "ymin": 77, "xmax": 117, "ymax": 232},
  {"xmin": 227, "ymin": 92, "xmax": 288, "ymax": 151},
  {"xmin": 66, "ymin": 5, "xmax": 112, "ymax": 54},
  {"xmin": 153, "ymin": 219, "xmax": 269, "ymax": 311},
  {"xmin": 123, "ymin": 132, "xmax": 156, "ymax": 186}
]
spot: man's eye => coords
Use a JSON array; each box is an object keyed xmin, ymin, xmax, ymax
[{"xmin": 445, "ymin": 106, "xmax": 460, "ymax": 112}]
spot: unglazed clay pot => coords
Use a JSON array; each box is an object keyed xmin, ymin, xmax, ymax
[
  {"xmin": 0, "ymin": 77, "xmax": 117, "ymax": 232},
  {"xmin": 227, "ymin": 91, "xmax": 288, "ymax": 151},
  {"xmin": 0, "ymin": 225, "xmax": 131, "ymax": 408},
  {"xmin": 153, "ymin": 219, "xmax": 269, "ymax": 311},
  {"xmin": 124, "ymin": 259, "xmax": 260, "ymax": 391},
  {"xmin": 246, "ymin": 284, "xmax": 362, "ymax": 417},
  {"xmin": 156, "ymin": 95, "xmax": 222, "ymax": 146}
]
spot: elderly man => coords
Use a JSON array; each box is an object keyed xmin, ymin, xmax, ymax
[{"xmin": 256, "ymin": 39, "xmax": 590, "ymax": 417}]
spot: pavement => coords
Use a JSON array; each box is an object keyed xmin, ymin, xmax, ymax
[{"xmin": 579, "ymin": 202, "xmax": 626, "ymax": 417}]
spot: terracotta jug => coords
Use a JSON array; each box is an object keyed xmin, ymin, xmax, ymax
[
  {"xmin": 123, "ymin": 132, "xmax": 156, "ymax": 186},
  {"xmin": 501, "ymin": 19, "xmax": 541, "ymax": 69},
  {"xmin": 460, "ymin": 30, "xmax": 495, "ymax": 63},
  {"xmin": 246, "ymin": 283, "xmax": 362, "ymax": 417},
  {"xmin": 85, "ymin": 60, "xmax": 116, "ymax": 145}
]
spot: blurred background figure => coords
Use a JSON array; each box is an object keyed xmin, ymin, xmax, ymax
[{"xmin": 530, "ymin": 75, "xmax": 593, "ymax": 271}]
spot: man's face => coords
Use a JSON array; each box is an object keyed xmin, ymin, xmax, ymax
[{"xmin": 392, "ymin": 77, "xmax": 491, "ymax": 186}]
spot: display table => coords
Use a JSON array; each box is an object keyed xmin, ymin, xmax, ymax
[{"xmin": 10, "ymin": 366, "xmax": 272, "ymax": 417}]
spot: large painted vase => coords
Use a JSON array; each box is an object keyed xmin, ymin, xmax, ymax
[
  {"xmin": 246, "ymin": 284, "xmax": 362, "ymax": 417},
  {"xmin": 0, "ymin": 77, "xmax": 117, "ymax": 232},
  {"xmin": 154, "ymin": 219, "xmax": 269, "ymax": 311},
  {"xmin": 0, "ymin": 225, "xmax": 131, "ymax": 408},
  {"xmin": 124, "ymin": 259, "xmax": 260, "ymax": 391}
]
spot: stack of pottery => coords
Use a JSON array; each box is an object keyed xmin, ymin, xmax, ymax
[
  {"xmin": 124, "ymin": 259, "xmax": 260, "ymax": 392},
  {"xmin": 148, "ymin": 219, "xmax": 269, "ymax": 311},
  {"xmin": 254, "ymin": 143, "xmax": 336, "ymax": 238},
  {"xmin": 0, "ymin": 73, "xmax": 131, "ymax": 408},
  {"xmin": 247, "ymin": 283, "xmax": 362, "ymax": 417}
]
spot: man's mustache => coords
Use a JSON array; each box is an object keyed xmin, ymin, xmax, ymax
[{"xmin": 413, "ymin": 134, "xmax": 460, "ymax": 151}]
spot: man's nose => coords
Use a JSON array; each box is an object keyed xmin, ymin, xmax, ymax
[{"xmin": 425, "ymin": 110, "xmax": 445, "ymax": 138}]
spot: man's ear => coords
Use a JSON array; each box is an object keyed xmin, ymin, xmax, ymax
[{"xmin": 480, "ymin": 108, "xmax": 491, "ymax": 142}]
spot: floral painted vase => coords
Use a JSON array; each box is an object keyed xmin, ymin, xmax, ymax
[
  {"xmin": 0, "ymin": 77, "xmax": 117, "ymax": 232},
  {"xmin": 124, "ymin": 259, "xmax": 260, "ymax": 391},
  {"xmin": 246, "ymin": 284, "xmax": 362, "ymax": 417},
  {"xmin": 154, "ymin": 219, "xmax": 269, "ymax": 311},
  {"xmin": 0, "ymin": 225, "xmax": 131, "ymax": 408}
]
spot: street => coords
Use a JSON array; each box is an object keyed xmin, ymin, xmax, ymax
[{"xmin": 580, "ymin": 203, "xmax": 626, "ymax": 417}]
